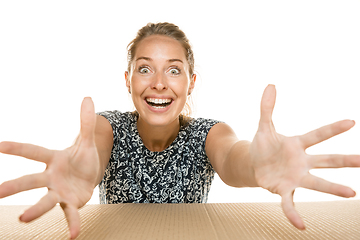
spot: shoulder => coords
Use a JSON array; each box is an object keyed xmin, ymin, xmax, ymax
[
  {"xmin": 185, "ymin": 117, "xmax": 222, "ymax": 133},
  {"xmin": 97, "ymin": 110, "xmax": 134, "ymax": 124},
  {"xmin": 181, "ymin": 117, "xmax": 223, "ymax": 151},
  {"xmin": 206, "ymin": 121, "xmax": 239, "ymax": 151},
  {"xmin": 96, "ymin": 110, "xmax": 139, "ymax": 130},
  {"xmin": 206, "ymin": 122, "xmax": 238, "ymax": 143},
  {"xmin": 96, "ymin": 111, "xmax": 137, "ymax": 141}
]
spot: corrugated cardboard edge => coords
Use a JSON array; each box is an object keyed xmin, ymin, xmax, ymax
[{"xmin": 1, "ymin": 200, "xmax": 360, "ymax": 239}]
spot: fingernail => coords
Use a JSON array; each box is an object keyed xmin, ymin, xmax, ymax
[{"xmin": 18, "ymin": 209, "xmax": 24, "ymax": 221}]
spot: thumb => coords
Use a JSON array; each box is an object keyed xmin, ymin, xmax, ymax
[
  {"xmin": 259, "ymin": 84, "xmax": 276, "ymax": 131},
  {"xmin": 80, "ymin": 97, "xmax": 96, "ymax": 142}
]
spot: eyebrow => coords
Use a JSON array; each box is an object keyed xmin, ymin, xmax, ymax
[
  {"xmin": 136, "ymin": 57, "xmax": 152, "ymax": 61},
  {"xmin": 136, "ymin": 57, "xmax": 183, "ymax": 64},
  {"xmin": 168, "ymin": 58, "xmax": 183, "ymax": 63}
]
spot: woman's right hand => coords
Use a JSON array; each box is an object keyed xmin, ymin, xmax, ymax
[{"xmin": 0, "ymin": 97, "xmax": 100, "ymax": 239}]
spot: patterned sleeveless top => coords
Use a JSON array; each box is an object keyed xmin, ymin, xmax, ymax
[{"xmin": 97, "ymin": 111, "xmax": 221, "ymax": 204}]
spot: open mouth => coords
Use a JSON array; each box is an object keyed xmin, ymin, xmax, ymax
[{"xmin": 145, "ymin": 98, "xmax": 173, "ymax": 109}]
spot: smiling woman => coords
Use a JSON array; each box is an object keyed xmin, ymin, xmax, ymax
[
  {"xmin": 126, "ymin": 22, "xmax": 195, "ymax": 117},
  {"xmin": 125, "ymin": 35, "xmax": 195, "ymax": 137},
  {"xmin": 0, "ymin": 22, "xmax": 360, "ymax": 239}
]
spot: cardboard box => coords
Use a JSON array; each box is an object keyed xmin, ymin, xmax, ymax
[{"xmin": 1, "ymin": 200, "xmax": 360, "ymax": 239}]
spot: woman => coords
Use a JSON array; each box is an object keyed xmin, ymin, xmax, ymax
[{"xmin": 0, "ymin": 22, "xmax": 359, "ymax": 239}]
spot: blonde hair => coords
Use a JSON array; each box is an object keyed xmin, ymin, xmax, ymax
[{"xmin": 127, "ymin": 22, "xmax": 195, "ymax": 117}]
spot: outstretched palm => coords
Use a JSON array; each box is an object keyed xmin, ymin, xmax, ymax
[
  {"xmin": 0, "ymin": 97, "xmax": 99, "ymax": 239},
  {"xmin": 250, "ymin": 85, "xmax": 360, "ymax": 229}
]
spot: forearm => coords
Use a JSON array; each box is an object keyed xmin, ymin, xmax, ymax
[
  {"xmin": 71, "ymin": 136, "xmax": 106, "ymax": 188},
  {"xmin": 73, "ymin": 115, "xmax": 112, "ymax": 188},
  {"xmin": 219, "ymin": 140, "xmax": 259, "ymax": 188},
  {"xmin": 94, "ymin": 151, "xmax": 109, "ymax": 187}
]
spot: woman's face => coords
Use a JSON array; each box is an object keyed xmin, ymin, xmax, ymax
[{"xmin": 126, "ymin": 35, "xmax": 195, "ymax": 127}]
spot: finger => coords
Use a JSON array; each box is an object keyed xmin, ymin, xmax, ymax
[
  {"xmin": 301, "ymin": 174, "xmax": 356, "ymax": 198},
  {"xmin": 259, "ymin": 84, "xmax": 276, "ymax": 131},
  {"xmin": 19, "ymin": 190, "xmax": 58, "ymax": 222},
  {"xmin": 300, "ymin": 120, "xmax": 355, "ymax": 149},
  {"xmin": 80, "ymin": 97, "xmax": 96, "ymax": 143},
  {"xmin": 0, "ymin": 173, "xmax": 47, "ymax": 198},
  {"xmin": 0, "ymin": 141, "xmax": 53, "ymax": 163},
  {"xmin": 281, "ymin": 191, "xmax": 305, "ymax": 230},
  {"xmin": 311, "ymin": 154, "xmax": 360, "ymax": 168},
  {"xmin": 60, "ymin": 203, "xmax": 81, "ymax": 239}
]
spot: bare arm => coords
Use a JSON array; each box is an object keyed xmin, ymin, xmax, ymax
[
  {"xmin": 206, "ymin": 85, "xmax": 360, "ymax": 231},
  {"xmin": 206, "ymin": 123, "xmax": 258, "ymax": 188},
  {"xmin": 71, "ymin": 114, "xmax": 113, "ymax": 188},
  {"xmin": 93, "ymin": 115, "xmax": 113, "ymax": 186},
  {"xmin": 0, "ymin": 97, "xmax": 113, "ymax": 239}
]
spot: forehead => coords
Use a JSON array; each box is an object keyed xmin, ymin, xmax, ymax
[{"xmin": 134, "ymin": 35, "xmax": 187, "ymax": 61}]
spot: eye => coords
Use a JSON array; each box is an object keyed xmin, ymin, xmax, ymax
[
  {"xmin": 139, "ymin": 66, "xmax": 150, "ymax": 74},
  {"xmin": 169, "ymin": 67, "xmax": 181, "ymax": 75}
]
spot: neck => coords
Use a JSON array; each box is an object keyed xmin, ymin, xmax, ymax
[{"xmin": 137, "ymin": 116, "xmax": 180, "ymax": 152}]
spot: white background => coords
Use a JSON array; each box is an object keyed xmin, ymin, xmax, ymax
[{"xmin": 0, "ymin": 0, "xmax": 359, "ymax": 205}]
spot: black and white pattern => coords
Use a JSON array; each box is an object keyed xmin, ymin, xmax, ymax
[{"xmin": 97, "ymin": 111, "xmax": 221, "ymax": 204}]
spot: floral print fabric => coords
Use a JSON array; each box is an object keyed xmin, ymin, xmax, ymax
[{"xmin": 97, "ymin": 111, "xmax": 221, "ymax": 204}]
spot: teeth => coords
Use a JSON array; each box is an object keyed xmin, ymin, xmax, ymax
[
  {"xmin": 146, "ymin": 98, "xmax": 172, "ymax": 109},
  {"xmin": 146, "ymin": 98, "xmax": 172, "ymax": 104},
  {"xmin": 152, "ymin": 105, "xmax": 166, "ymax": 109}
]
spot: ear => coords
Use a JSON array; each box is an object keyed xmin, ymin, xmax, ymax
[
  {"xmin": 125, "ymin": 71, "xmax": 131, "ymax": 93},
  {"xmin": 188, "ymin": 74, "xmax": 196, "ymax": 95}
]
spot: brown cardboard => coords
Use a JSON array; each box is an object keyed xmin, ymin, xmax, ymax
[{"xmin": 1, "ymin": 200, "xmax": 360, "ymax": 239}]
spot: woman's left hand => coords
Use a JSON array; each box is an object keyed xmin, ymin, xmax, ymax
[{"xmin": 249, "ymin": 84, "xmax": 360, "ymax": 230}]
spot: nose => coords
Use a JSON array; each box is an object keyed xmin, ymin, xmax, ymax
[{"xmin": 150, "ymin": 72, "xmax": 168, "ymax": 91}]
